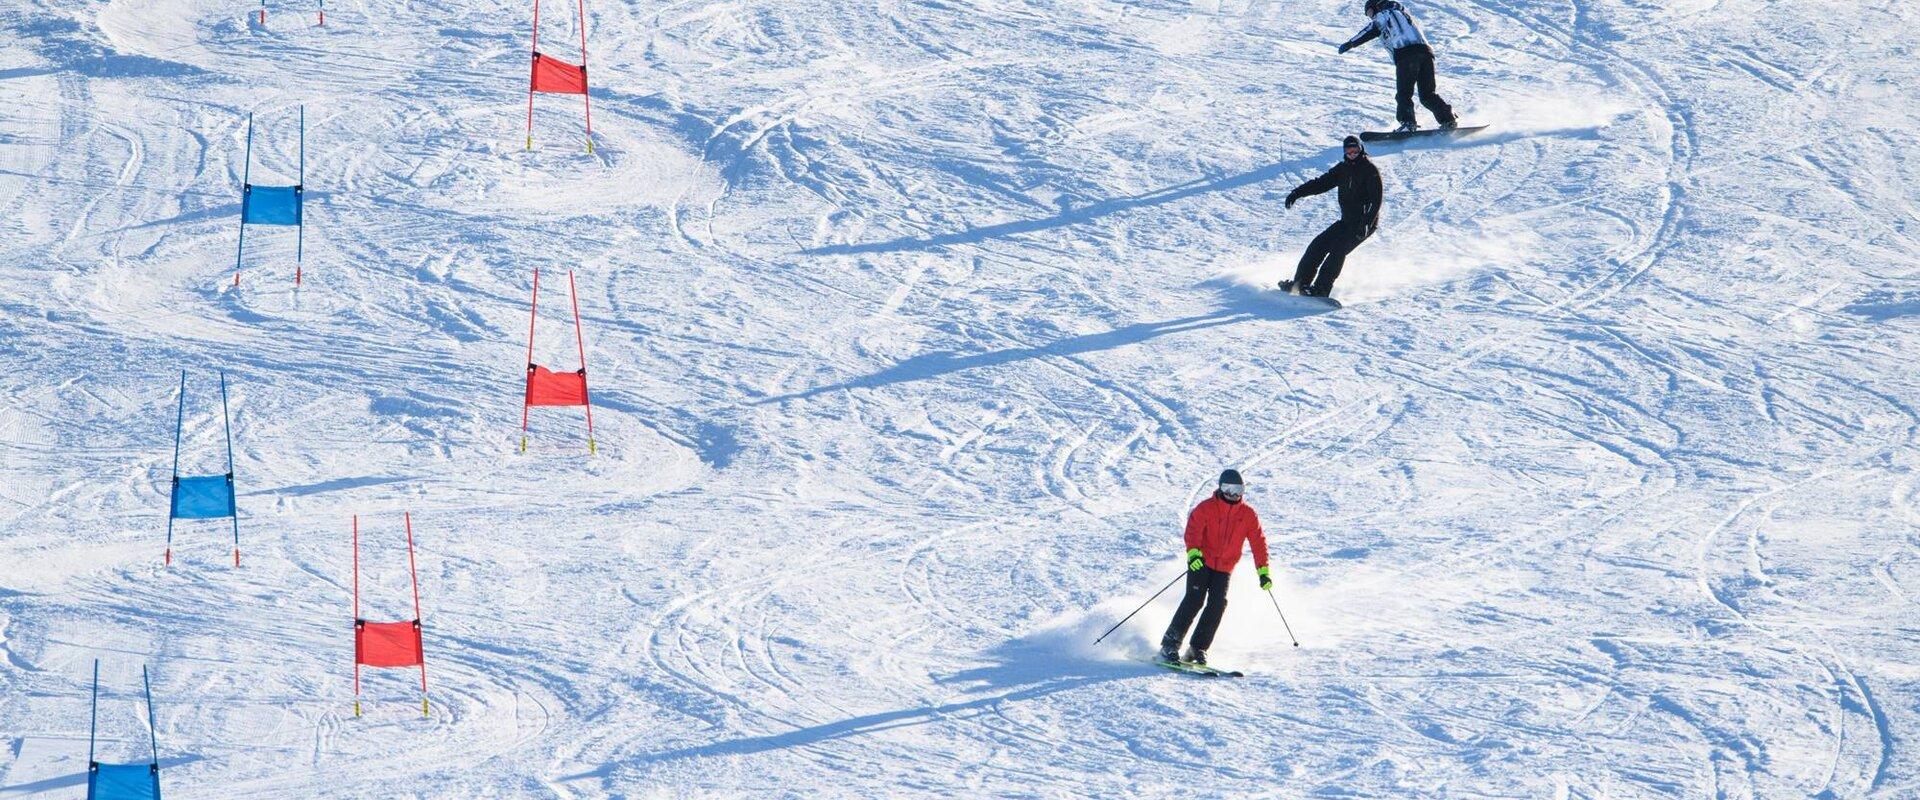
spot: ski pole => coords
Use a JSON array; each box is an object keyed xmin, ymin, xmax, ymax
[
  {"xmin": 1266, "ymin": 589, "xmax": 1300, "ymax": 647},
  {"xmin": 1094, "ymin": 571, "xmax": 1185, "ymax": 645}
]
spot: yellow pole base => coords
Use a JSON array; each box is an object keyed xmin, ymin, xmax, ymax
[
  {"xmin": 519, "ymin": 436, "xmax": 527, "ymax": 453},
  {"xmin": 526, "ymin": 135, "xmax": 533, "ymax": 151},
  {"xmin": 585, "ymin": 138, "xmax": 594, "ymax": 155},
  {"xmin": 353, "ymin": 700, "xmax": 361, "ymax": 717},
  {"xmin": 588, "ymin": 438, "xmax": 597, "ymax": 455},
  {"xmin": 421, "ymin": 698, "xmax": 430, "ymax": 717}
]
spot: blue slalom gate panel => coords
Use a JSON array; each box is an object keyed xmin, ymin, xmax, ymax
[
  {"xmin": 171, "ymin": 475, "xmax": 235, "ymax": 519},
  {"xmin": 241, "ymin": 185, "xmax": 301, "ymax": 225},
  {"xmin": 88, "ymin": 763, "xmax": 160, "ymax": 800}
]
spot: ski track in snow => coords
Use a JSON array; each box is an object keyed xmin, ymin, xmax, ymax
[{"xmin": 2, "ymin": 0, "xmax": 1918, "ymax": 796}]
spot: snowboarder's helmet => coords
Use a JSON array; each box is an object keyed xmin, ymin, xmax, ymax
[
  {"xmin": 1364, "ymin": 0, "xmax": 1387, "ymax": 14},
  {"xmin": 1218, "ymin": 469, "xmax": 1245, "ymax": 499}
]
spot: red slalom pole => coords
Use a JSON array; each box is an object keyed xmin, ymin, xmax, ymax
[
  {"xmin": 352, "ymin": 514, "xmax": 361, "ymax": 717},
  {"xmin": 521, "ymin": 268, "xmax": 540, "ymax": 452},
  {"xmin": 405, "ymin": 512, "xmax": 428, "ymax": 717},
  {"xmin": 577, "ymin": 0, "xmax": 593, "ymax": 153},
  {"xmin": 568, "ymin": 270, "xmax": 595, "ymax": 454},
  {"xmin": 526, "ymin": 0, "xmax": 542, "ymax": 150}
]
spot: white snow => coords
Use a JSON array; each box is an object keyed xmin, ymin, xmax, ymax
[{"xmin": 3, "ymin": 0, "xmax": 1918, "ymax": 796}]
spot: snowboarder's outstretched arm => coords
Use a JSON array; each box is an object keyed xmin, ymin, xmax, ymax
[
  {"xmin": 1283, "ymin": 168, "xmax": 1341, "ymax": 209},
  {"xmin": 1338, "ymin": 21, "xmax": 1380, "ymax": 53}
]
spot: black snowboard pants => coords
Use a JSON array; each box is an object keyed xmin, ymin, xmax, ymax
[
  {"xmin": 1162, "ymin": 566, "xmax": 1231, "ymax": 653},
  {"xmin": 1393, "ymin": 44, "xmax": 1455, "ymax": 127},
  {"xmin": 1293, "ymin": 220, "xmax": 1368, "ymax": 296}
]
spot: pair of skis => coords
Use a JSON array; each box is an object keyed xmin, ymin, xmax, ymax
[{"xmin": 1151, "ymin": 657, "xmax": 1245, "ymax": 678}]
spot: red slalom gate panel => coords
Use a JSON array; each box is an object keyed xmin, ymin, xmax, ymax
[
  {"xmin": 355, "ymin": 621, "xmax": 424, "ymax": 668},
  {"xmin": 526, "ymin": 365, "xmax": 588, "ymax": 406},
  {"xmin": 531, "ymin": 53, "xmax": 586, "ymax": 94}
]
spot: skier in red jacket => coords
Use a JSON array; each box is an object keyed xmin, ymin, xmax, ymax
[{"xmin": 1158, "ymin": 469, "xmax": 1272, "ymax": 666}]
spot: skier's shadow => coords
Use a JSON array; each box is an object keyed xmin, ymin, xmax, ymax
[
  {"xmin": 614, "ymin": 638, "xmax": 1142, "ymax": 765},
  {"xmin": 753, "ymin": 282, "xmax": 1333, "ymax": 405}
]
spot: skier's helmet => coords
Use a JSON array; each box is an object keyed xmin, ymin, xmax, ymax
[{"xmin": 1218, "ymin": 469, "xmax": 1245, "ymax": 500}]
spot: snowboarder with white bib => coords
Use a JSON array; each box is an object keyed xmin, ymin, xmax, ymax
[
  {"xmin": 1280, "ymin": 135, "xmax": 1381, "ymax": 299},
  {"xmin": 1158, "ymin": 469, "xmax": 1271, "ymax": 667},
  {"xmin": 1338, "ymin": 0, "xmax": 1458, "ymax": 134}
]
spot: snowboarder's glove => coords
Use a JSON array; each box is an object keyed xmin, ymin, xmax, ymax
[
  {"xmin": 1187, "ymin": 548, "xmax": 1206, "ymax": 572},
  {"xmin": 1257, "ymin": 565, "xmax": 1274, "ymax": 591},
  {"xmin": 1284, "ymin": 190, "xmax": 1302, "ymax": 210},
  {"xmin": 1337, "ymin": 42, "xmax": 1354, "ymax": 54}
]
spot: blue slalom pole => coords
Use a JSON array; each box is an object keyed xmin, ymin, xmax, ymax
[
  {"xmin": 142, "ymin": 665, "xmax": 159, "ymax": 763},
  {"xmin": 295, "ymin": 105, "xmax": 305, "ymax": 281},
  {"xmin": 220, "ymin": 371, "xmax": 239, "ymax": 566},
  {"xmin": 88, "ymin": 659, "xmax": 99, "ymax": 767},
  {"xmin": 143, "ymin": 665, "xmax": 161, "ymax": 795},
  {"xmin": 165, "ymin": 371, "xmax": 185, "ymax": 565},
  {"xmin": 235, "ymin": 114, "xmax": 253, "ymax": 286}
]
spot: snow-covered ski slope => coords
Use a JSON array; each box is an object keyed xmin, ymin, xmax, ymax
[{"xmin": 2, "ymin": 0, "xmax": 1918, "ymax": 796}]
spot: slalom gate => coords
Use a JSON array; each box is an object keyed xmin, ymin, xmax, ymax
[
  {"xmin": 353, "ymin": 513, "xmax": 431, "ymax": 717},
  {"xmin": 164, "ymin": 371, "xmax": 240, "ymax": 567},
  {"xmin": 526, "ymin": 0, "xmax": 594, "ymax": 152},
  {"xmin": 520, "ymin": 268, "xmax": 597, "ymax": 453},
  {"xmin": 85, "ymin": 661, "xmax": 163, "ymax": 800},
  {"xmin": 234, "ymin": 107, "xmax": 306, "ymax": 285}
]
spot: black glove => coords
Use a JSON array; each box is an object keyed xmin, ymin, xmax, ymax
[
  {"xmin": 1284, "ymin": 190, "xmax": 1301, "ymax": 210},
  {"xmin": 1337, "ymin": 42, "xmax": 1354, "ymax": 54}
]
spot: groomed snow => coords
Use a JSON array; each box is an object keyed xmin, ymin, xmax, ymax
[{"xmin": 2, "ymin": 0, "xmax": 1918, "ymax": 796}]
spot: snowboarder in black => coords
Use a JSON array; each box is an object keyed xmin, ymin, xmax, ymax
[
  {"xmin": 1338, "ymin": 0, "xmax": 1457, "ymax": 134},
  {"xmin": 1280, "ymin": 135, "xmax": 1382, "ymax": 299}
]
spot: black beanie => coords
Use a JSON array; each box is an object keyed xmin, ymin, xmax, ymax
[{"xmin": 1219, "ymin": 469, "xmax": 1244, "ymax": 486}]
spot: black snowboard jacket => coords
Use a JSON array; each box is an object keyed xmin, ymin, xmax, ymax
[{"xmin": 1289, "ymin": 155, "xmax": 1383, "ymax": 234}]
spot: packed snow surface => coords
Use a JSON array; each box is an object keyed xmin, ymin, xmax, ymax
[{"xmin": 3, "ymin": 0, "xmax": 1918, "ymax": 796}]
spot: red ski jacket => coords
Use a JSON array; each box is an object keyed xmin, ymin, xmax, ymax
[{"xmin": 1185, "ymin": 492, "xmax": 1270, "ymax": 573}]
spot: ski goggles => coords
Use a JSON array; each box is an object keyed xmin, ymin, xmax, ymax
[{"xmin": 1219, "ymin": 483, "xmax": 1244, "ymax": 499}]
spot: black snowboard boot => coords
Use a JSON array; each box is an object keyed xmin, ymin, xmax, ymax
[
  {"xmin": 1278, "ymin": 279, "xmax": 1298, "ymax": 294},
  {"xmin": 1184, "ymin": 647, "xmax": 1207, "ymax": 666}
]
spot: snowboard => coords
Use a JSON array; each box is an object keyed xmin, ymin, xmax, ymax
[
  {"xmin": 1276, "ymin": 281, "xmax": 1344, "ymax": 309},
  {"xmin": 1358, "ymin": 124, "xmax": 1487, "ymax": 143},
  {"xmin": 1152, "ymin": 657, "xmax": 1245, "ymax": 678}
]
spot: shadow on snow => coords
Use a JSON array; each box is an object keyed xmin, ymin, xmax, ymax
[{"xmin": 754, "ymin": 281, "xmax": 1336, "ymax": 405}]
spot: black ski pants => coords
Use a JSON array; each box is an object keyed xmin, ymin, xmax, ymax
[
  {"xmin": 1162, "ymin": 566, "xmax": 1231, "ymax": 653},
  {"xmin": 1393, "ymin": 44, "xmax": 1454, "ymax": 127},
  {"xmin": 1293, "ymin": 220, "xmax": 1368, "ymax": 296}
]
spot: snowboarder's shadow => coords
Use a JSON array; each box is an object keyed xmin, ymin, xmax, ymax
[
  {"xmin": 753, "ymin": 287, "xmax": 1331, "ymax": 405},
  {"xmin": 797, "ymin": 152, "xmax": 1338, "ymax": 258}
]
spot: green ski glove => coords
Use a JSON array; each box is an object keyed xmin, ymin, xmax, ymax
[
  {"xmin": 1257, "ymin": 565, "xmax": 1274, "ymax": 591},
  {"xmin": 1187, "ymin": 548, "xmax": 1205, "ymax": 572}
]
